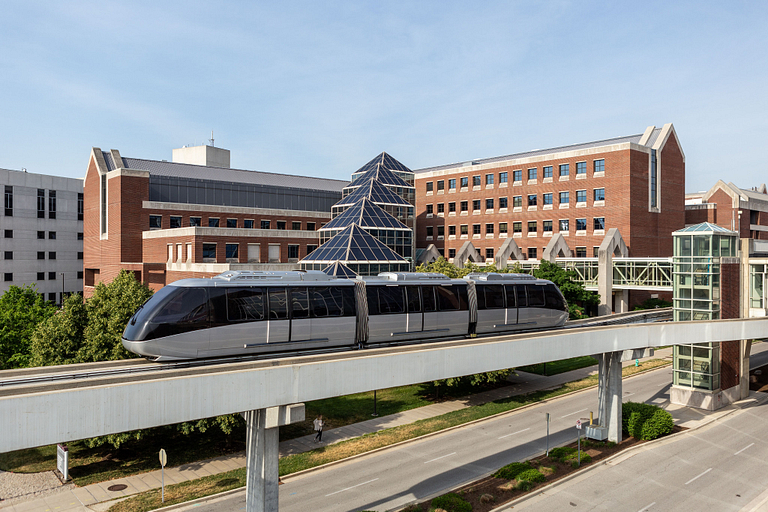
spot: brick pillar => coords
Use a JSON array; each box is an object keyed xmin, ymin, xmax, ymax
[{"xmin": 720, "ymin": 258, "xmax": 741, "ymax": 391}]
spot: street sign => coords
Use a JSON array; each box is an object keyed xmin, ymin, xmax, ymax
[
  {"xmin": 159, "ymin": 448, "xmax": 167, "ymax": 503},
  {"xmin": 576, "ymin": 419, "xmax": 582, "ymax": 430},
  {"xmin": 159, "ymin": 448, "xmax": 167, "ymax": 467},
  {"xmin": 57, "ymin": 444, "xmax": 69, "ymax": 481}
]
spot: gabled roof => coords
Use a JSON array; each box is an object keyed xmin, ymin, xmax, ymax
[
  {"xmin": 345, "ymin": 164, "xmax": 413, "ymax": 190},
  {"xmin": 300, "ymin": 224, "xmax": 407, "ymax": 264},
  {"xmin": 322, "ymin": 261, "xmax": 358, "ymax": 278},
  {"xmin": 334, "ymin": 179, "xmax": 412, "ymax": 208},
  {"xmin": 675, "ymin": 222, "xmax": 738, "ymax": 235},
  {"xmin": 320, "ymin": 198, "xmax": 409, "ymax": 231},
  {"xmin": 352, "ymin": 152, "xmax": 413, "ymax": 176}
]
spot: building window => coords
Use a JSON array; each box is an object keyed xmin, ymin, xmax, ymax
[
  {"xmin": 288, "ymin": 245, "xmax": 300, "ymax": 260},
  {"xmin": 651, "ymin": 149, "xmax": 658, "ymax": 208},
  {"xmin": 460, "ymin": 201, "xmax": 468, "ymax": 212},
  {"xmin": 576, "ymin": 218, "xmax": 587, "ymax": 231},
  {"xmin": 473, "ymin": 224, "xmax": 481, "ymax": 235},
  {"xmin": 437, "ymin": 203, "xmax": 445, "ymax": 213},
  {"xmin": 149, "ymin": 215, "xmax": 162, "ymax": 230},
  {"xmin": 486, "ymin": 248, "xmax": 494, "ymax": 259},
  {"xmin": 472, "ymin": 175, "xmax": 481, "ymax": 187},
  {"xmin": 594, "ymin": 159, "xmax": 605, "ymax": 174},
  {"xmin": 78, "ymin": 193, "xmax": 84, "ymax": 221},
  {"xmin": 594, "ymin": 188, "xmax": 605, "ymax": 201},
  {"xmin": 513, "ymin": 222, "xmax": 522, "ymax": 233},
  {"xmin": 499, "ymin": 171, "xmax": 508, "ymax": 184},
  {"xmin": 576, "ymin": 190, "xmax": 587, "ymax": 203},
  {"xmin": 559, "ymin": 164, "xmax": 569, "ymax": 177},
  {"xmin": 559, "ymin": 219, "xmax": 569, "ymax": 232},
  {"xmin": 498, "ymin": 223, "xmax": 507, "ymax": 234},
  {"xmin": 166, "ymin": 216, "xmax": 180, "ymax": 228},
  {"xmin": 78, "ymin": 251, "xmax": 84, "ymax": 260},
  {"xmin": 460, "ymin": 224, "xmax": 469, "ymax": 235},
  {"xmin": 37, "ymin": 189, "xmax": 45, "ymax": 218},
  {"xmin": 543, "ymin": 220, "xmax": 553, "ymax": 232},
  {"xmin": 4, "ymin": 186, "xmax": 12, "ymax": 216},
  {"xmin": 276, "ymin": 221, "xmax": 286, "ymax": 230},
  {"xmin": 190, "ymin": 217, "xmax": 202, "ymax": 227},
  {"xmin": 559, "ymin": 191, "xmax": 569, "ymax": 204},
  {"xmin": 437, "ymin": 225, "xmax": 444, "ymax": 237},
  {"xmin": 307, "ymin": 244, "xmax": 318, "ymax": 254},
  {"xmin": 292, "ymin": 221, "xmax": 302, "ymax": 230},
  {"xmin": 48, "ymin": 190, "xmax": 56, "ymax": 219},
  {"xmin": 593, "ymin": 247, "xmax": 600, "ymax": 257},
  {"xmin": 307, "ymin": 222, "xmax": 316, "ymax": 231},
  {"xmin": 448, "ymin": 202, "xmax": 456, "ymax": 212},
  {"xmin": 576, "ymin": 247, "xmax": 587, "ymax": 258},
  {"xmin": 49, "ymin": 272, "xmax": 57, "ymax": 280},
  {"xmin": 4, "ymin": 273, "xmax": 12, "ymax": 282},
  {"xmin": 513, "ymin": 196, "xmax": 522, "ymax": 208},
  {"xmin": 448, "ymin": 178, "xmax": 456, "ymax": 190},
  {"xmin": 426, "ymin": 181, "xmax": 433, "ymax": 192},
  {"xmin": 426, "ymin": 204, "xmax": 433, "ymax": 215},
  {"xmin": 528, "ymin": 168, "xmax": 537, "ymax": 180},
  {"xmin": 576, "ymin": 161, "xmax": 586, "ymax": 175},
  {"xmin": 48, "ymin": 293, "xmax": 56, "ymax": 303},
  {"xmin": 100, "ymin": 174, "xmax": 107, "ymax": 235},
  {"xmin": 513, "ymin": 170, "xmax": 522, "ymax": 182},
  {"xmin": 3, "ymin": 251, "xmax": 12, "ymax": 260},
  {"xmin": 227, "ymin": 218, "xmax": 238, "ymax": 228},
  {"xmin": 449, "ymin": 248, "xmax": 456, "ymax": 258},
  {"xmin": 543, "ymin": 166, "xmax": 553, "ymax": 178},
  {"xmin": 473, "ymin": 200, "xmax": 481, "ymax": 211},
  {"xmin": 37, "ymin": 272, "xmax": 45, "ymax": 281},
  {"xmin": 208, "ymin": 218, "xmax": 220, "ymax": 228},
  {"xmin": 3, "ymin": 230, "xmax": 11, "ymax": 238},
  {"xmin": 437, "ymin": 180, "xmax": 444, "ymax": 191},
  {"xmin": 37, "ymin": 251, "xmax": 45, "ymax": 260},
  {"xmin": 528, "ymin": 221, "xmax": 537, "ymax": 233},
  {"xmin": 49, "ymin": 231, "xmax": 56, "ymax": 240},
  {"xmin": 49, "ymin": 251, "xmax": 56, "ymax": 260},
  {"xmin": 499, "ymin": 197, "xmax": 508, "ymax": 209},
  {"xmin": 202, "ymin": 243, "xmax": 217, "ymax": 261},
  {"xmin": 426, "ymin": 226, "xmax": 434, "ymax": 237},
  {"xmin": 37, "ymin": 230, "xmax": 44, "ymax": 239},
  {"xmin": 261, "ymin": 220, "xmax": 271, "ymax": 229},
  {"xmin": 78, "ymin": 232, "xmax": 84, "ymax": 240},
  {"xmin": 460, "ymin": 177, "xmax": 469, "ymax": 188},
  {"xmin": 528, "ymin": 194, "xmax": 537, "ymax": 206},
  {"xmin": 486, "ymin": 223, "xmax": 494, "ymax": 234},
  {"xmin": 485, "ymin": 198, "xmax": 494, "ymax": 210},
  {"xmin": 448, "ymin": 225, "xmax": 456, "ymax": 236},
  {"xmin": 594, "ymin": 217, "xmax": 605, "ymax": 230},
  {"xmin": 485, "ymin": 174, "xmax": 494, "ymax": 185},
  {"xmin": 543, "ymin": 193, "xmax": 553, "ymax": 205},
  {"xmin": 528, "ymin": 247, "xmax": 537, "ymax": 259},
  {"xmin": 77, "ymin": 271, "xmax": 83, "ymax": 279}
]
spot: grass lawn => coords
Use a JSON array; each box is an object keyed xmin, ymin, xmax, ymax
[
  {"xmin": 517, "ymin": 356, "xmax": 598, "ymax": 376},
  {"xmin": 107, "ymin": 359, "xmax": 669, "ymax": 512}
]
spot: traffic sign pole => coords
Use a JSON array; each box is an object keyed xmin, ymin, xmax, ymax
[
  {"xmin": 159, "ymin": 449, "xmax": 167, "ymax": 502},
  {"xmin": 575, "ymin": 420, "xmax": 582, "ymax": 466}
]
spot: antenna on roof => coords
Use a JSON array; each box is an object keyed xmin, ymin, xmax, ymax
[{"xmin": 209, "ymin": 130, "xmax": 214, "ymax": 147}]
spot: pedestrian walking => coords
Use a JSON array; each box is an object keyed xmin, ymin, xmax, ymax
[{"xmin": 313, "ymin": 415, "xmax": 324, "ymax": 442}]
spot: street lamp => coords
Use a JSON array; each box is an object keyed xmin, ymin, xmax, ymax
[{"xmin": 60, "ymin": 272, "xmax": 64, "ymax": 306}]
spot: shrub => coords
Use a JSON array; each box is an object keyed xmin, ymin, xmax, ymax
[
  {"xmin": 570, "ymin": 453, "xmax": 591, "ymax": 467},
  {"xmin": 548, "ymin": 446, "xmax": 576, "ymax": 462},
  {"xmin": 516, "ymin": 480, "xmax": 535, "ymax": 491},
  {"xmin": 623, "ymin": 402, "xmax": 674, "ymax": 440},
  {"xmin": 640, "ymin": 409, "xmax": 675, "ymax": 440},
  {"xmin": 430, "ymin": 493, "xmax": 472, "ymax": 512},
  {"xmin": 493, "ymin": 461, "xmax": 531, "ymax": 480},
  {"xmin": 516, "ymin": 469, "xmax": 546, "ymax": 483}
]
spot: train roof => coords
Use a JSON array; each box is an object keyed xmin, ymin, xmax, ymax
[
  {"xmin": 362, "ymin": 272, "xmax": 464, "ymax": 284},
  {"xmin": 464, "ymin": 272, "xmax": 553, "ymax": 285},
  {"xmin": 166, "ymin": 270, "xmax": 355, "ymax": 287}
]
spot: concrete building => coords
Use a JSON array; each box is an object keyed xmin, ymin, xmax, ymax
[
  {"xmin": 0, "ymin": 168, "xmax": 84, "ymax": 303},
  {"xmin": 82, "ymin": 145, "xmax": 346, "ymax": 296}
]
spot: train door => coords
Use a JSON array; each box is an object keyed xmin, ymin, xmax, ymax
[
  {"xmin": 405, "ymin": 286, "xmax": 422, "ymax": 333},
  {"xmin": 436, "ymin": 285, "xmax": 466, "ymax": 334},
  {"xmin": 210, "ymin": 287, "xmax": 268, "ymax": 355},
  {"xmin": 290, "ymin": 287, "xmax": 311, "ymax": 342},
  {"xmin": 523, "ymin": 284, "xmax": 547, "ymax": 327},
  {"xmin": 476, "ymin": 284, "xmax": 506, "ymax": 334},
  {"xmin": 267, "ymin": 288, "xmax": 290, "ymax": 343},
  {"xmin": 422, "ymin": 285, "xmax": 439, "ymax": 334},
  {"xmin": 310, "ymin": 286, "xmax": 356, "ymax": 345},
  {"xmin": 366, "ymin": 286, "xmax": 407, "ymax": 342},
  {"xmin": 515, "ymin": 284, "xmax": 533, "ymax": 326},
  {"xmin": 504, "ymin": 284, "xmax": 518, "ymax": 327}
]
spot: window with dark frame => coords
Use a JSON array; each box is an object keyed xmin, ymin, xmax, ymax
[
  {"xmin": 485, "ymin": 174, "xmax": 494, "ymax": 185},
  {"xmin": 190, "ymin": 217, "xmax": 202, "ymax": 227},
  {"xmin": 437, "ymin": 180, "xmax": 444, "ymax": 191},
  {"xmin": 37, "ymin": 251, "xmax": 45, "ymax": 260},
  {"xmin": 528, "ymin": 168, "xmax": 537, "ymax": 180},
  {"xmin": 486, "ymin": 248, "xmax": 494, "ymax": 259},
  {"xmin": 288, "ymin": 245, "xmax": 299, "ymax": 259},
  {"xmin": 528, "ymin": 247, "xmax": 537, "ymax": 259},
  {"xmin": 576, "ymin": 190, "xmax": 587, "ymax": 203},
  {"xmin": 486, "ymin": 223, "xmax": 494, "ymax": 234},
  {"xmin": 594, "ymin": 159, "xmax": 605, "ymax": 173},
  {"xmin": 460, "ymin": 224, "xmax": 468, "ymax": 235},
  {"xmin": 261, "ymin": 220, "xmax": 270, "ymax": 229},
  {"xmin": 449, "ymin": 248, "xmax": 456, "ymax": 258},
  {"xmin": 4, "ymin": 186, "xmax": 12, "ymax": 216},
  {"xmin": 576, "ymin": 247, "xmax": 587, "ymax": 258},
  {"xmin": 473, "ymin": 199, "xmax": 480, "ymax": 211},
  {"xmin": 485, "ymin": 198, "xmax": 494, "ymax": 210},
  {"xmin": 49, "ymin": 272, "xmax": 56, "ymax": 280},
  {"xmin": 48, "ymin": 190, "xmax": 56, "ymax": 219},
  {"xmin": 426, "ymin": 204, "xmax": 433, "ymax": 214},
  {"xmin": 437, "ymin": 203, "xmax": 445, "ymax": 213},
  {"xmin": 499, "ymin": 197, "xmax": 508, "ymax": 209},
  {"xmin": 473, "ymin": 224, "xmax": 481, "ymax": 234},
  {"xmin": 4, "ymin": 273, "xmax": 12, "ymax": 282},
  {"xmin": 559, "ymin": 163, "xmax": 569, "ymax": 176},
  {"xmin": 499, "ymin": 172, "xmax": 508, "ymax": 183},
  {"xmin": 202, "ymin": 243, "xmax": 217, "ymax": 260},
  {"xmin": 170, "ymin": 216, "xmax": 182, "ymax": 228},
  {"xmin": 37, "ymin": 272, "xmax": 45, "ymax": 280},
  {"xmin": 4, "ymin": 230, "xmax": 11, "ymax": 238},
  {"xmin": 594, "ymin": 217, "xmax": 605, "ymax": 230},
  {"xmin": 576, "ymin": 218, "xmax": 587, "ymax": 231},
  {"xmin": 78, "ymin": 193, "xmax": 84, "ymax": 220},
  {"xmin": 560, "ymin": 191, "xmax": 569, "ymax": 204},
  {"xmin": 426, "ymin": 181, "xmax": 433, "ymax": 192},
  {"xmin": 528, "ymin": 194, "xmax": 537, "ymax": 206},
  {"xmin": 473, "ymin": 175, "xmax": 481, "ymax": 187},
  {"xmin": 448, "ymin": 178, "xmax": 456, "ymax": 190},
  {"xmin": 307, "ymin": 222, "xmax": 316, "ymax": 231},
  {"xmin": 449, "ymin": 225, "xmax": 456, "ymax": 235},
  {"xmin": 227, "ymin": 218, "xmax": 238, "ymax": 228},
  {"xmin": 513, "ymin": 222, "xmax": 522, "ymax": 233},
  {"xmin": 77, "ymin": 271, "xmax": 84, "ymax": 279},
  {"xmin": 3, "ymin": 251, "xmax": 12, "ymax": 260},
  {"xmin": 513, "ymin": 170, "xmax": 522, "ymax": 182},
  {"xmin": 513, "ymin": 196, "xmax": 522, "ymax": 208},
  {"xmin": 276, "ymin": 221, "xmax": 286, "ymax": 230},
  {"xmin": 543, "ymin": 220, "xmax": 553, "ymax": 232},
  {"xmin": 426, "ymin": 226, "xmax": 434, "ymax": 237},
  {"xmin": 499, "ymin": 222, "xmax": 508, "ymax": 233},
  {"xmin": 37, "ymin": 231, "xmax": 44, "ymax": 239},
  {"xmin": 49, "ymin": 251, "xmax": 56, "ymax": 260},
  {"xmin": 149, "ymin": 215, "xmax": 162, "ymax": 229},
  {"xmin": 78, "ymin": 232, "xmax": 83, "ymax": 240},
  {"xmin": 560, "ymin": 219, "xmax": 569, "ymax": 232},
  {"xmin": 461, "ymin": 201, "xmax": 468, "ymax": 212},
  {"xmin": 460, "ymin": 177, "xmax": 469, "ymax": 188},
  {"xmin": 208, "ymin": 217, "xmax": 221, "ymax": 227},
  {"xmin": 37, "ymin": 189, "xmax": 45, "ymax": 218},
  {"xmin": 292, "ymin": 221, "xmax": 302, "ymax": 230},
  {"xmin": 449, "ymin": 202, "xmax": 456, "ymax": 212},
  {"xmin": 543, "ymin": 193, "xmax": 553, "ymax": 205},
  {"xmin": 49, "ymin": 231, "xmax": 56, "ymax": 239},
  {"xmin": 594, "ymin": 188, "xmax": 605, "ymax": 201},
  {"xmin": 437, "ymin": 225, "xmax": 444, "ymax": 237},
  {"xmin": 528, "ymin": 221, "xmax": 537, "ymax": 233},
  {"xmin": 543, "ymin": 166, "xmax": 553, "ymax": 178},
  {"xmin": 576, "ymin": 161, "xmax": 586, "ymax": 174}
]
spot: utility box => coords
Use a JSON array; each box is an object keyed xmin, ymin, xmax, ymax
[{"xmin": 585, "ymin": 425, "xmax": 608, "ymax": 441}]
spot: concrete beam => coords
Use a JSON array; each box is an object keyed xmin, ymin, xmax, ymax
[{"xmin": 2, "ymin": 318, "xmax": 767, "ymax": 453}]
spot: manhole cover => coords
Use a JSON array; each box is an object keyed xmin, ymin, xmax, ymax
[{"xmin": 108, "ymin": 484, "xmax": 128, "ymax": 492}]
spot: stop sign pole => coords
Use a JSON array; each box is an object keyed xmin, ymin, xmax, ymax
[
  {"xmin": 159, "ymin": 449, "xmax": 167, "ymax": 502},
  {"xmin": 575, "ymin": 420, "xmax": 582, "ymax": 466}
]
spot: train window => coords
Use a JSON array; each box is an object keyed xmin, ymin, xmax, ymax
[
  {"xmin": 437, "ymin": 286, "xmax": 460, "ymax": 311},
  {"xmin": 476, "ymin": 285, "xmax": 486, "ymax": 309},
  {"xmin": 406, "ymin": 287, "xmax": 421, "ymax": 313},
  {"xmin": 422, "ymin": 286, "xmax": 437, "ymax": 312},
  {"xmin": 311, "ymin": 287, "xmax": 343, "ymax": 317},
  {"xmin": 483, "ymin": 284, "xmax": 505, "ymax": 309},
  {"xmin": 268, "ymin": 288, "xmax": 288, "ymax": 320},
  {"xmin": 378, "ymin": 286, "xmax": 405, "ymax": 314},
  {"xmin": 526, "ymin": 285, "xmax": 546, "ymax": 307},
  {"xmin": 151, "ymin": 287, "xmax": 209, "ymax": 335},
  {"xmin": 544, "ymin": 284, "xmax": 567, "ymax": 311},
  {"xmin": 504, "ymin": 285, "xmax": 517, "ymax": 308},
  {"xmin": 514, "ymin": 285, "xmax": 528, "ymax": 307},
  {"xmin": 291, "ymin": 288, "xmax": 310, "ymax": 319},
  {"xmin": 227, "ymin": 287, "xmax": 265, "ymax": 322},
  {"xmin": 340, "ymin": 287, "xmax": 356, "ymax": 317},
  {"xmin": 456, "ymin": 285, "xmax": 469, "ymax": 310},
  {"xmin": 366, "ymin": 287, "xmax": 380, "ymax": 315}
]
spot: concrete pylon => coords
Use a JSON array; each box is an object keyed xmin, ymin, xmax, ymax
[
  {"xmin": 541, "ymin": 234, "xmax": 572, "ymax": 262},
  {"xmin": 596, "ymin": 351, "xmax": 623, "ymax": 444},
  {"xmin": 455, "ymin": 241, "xmax": 482, "ymax": 268},
  {"xmin": 494, "ymin": 238, "xmax": 525, "ymax": 268},
  {"xmin": 597, "ymin": 228, "xmax": 628, "ymax": 316}
]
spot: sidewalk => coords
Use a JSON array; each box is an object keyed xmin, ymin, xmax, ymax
[{"xmin": 0, "ymin": 349, "xmax": 674, "ymax": 512}]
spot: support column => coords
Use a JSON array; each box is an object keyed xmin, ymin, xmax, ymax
[
  {"xmin": 596, "ymin": 351, "xmax": 623, "ymax": 444},
  {"xmin": 597, "ymin": 251, "xmax": 613, "ymax": 317},
  {"xmin": 264, "ymin": 427, "xmax": 280, "ymax": 511},
  {"xmin": 617, "ymin": 290, "xmax": 629, "ymax": 313}
]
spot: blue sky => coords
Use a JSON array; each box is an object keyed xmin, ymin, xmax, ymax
[{"xmin": 1, "ymin": 1, "xmax": 766, "ymax": 192}]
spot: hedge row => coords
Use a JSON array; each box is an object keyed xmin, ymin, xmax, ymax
[{"xmin": 622, "ymin": 402, "xmax": 674, "ymax": 440}]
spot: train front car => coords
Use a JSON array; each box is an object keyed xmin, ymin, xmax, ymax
[{"xmin": 467, "ymin": 273, "xmax": 568, "ymax": 334}]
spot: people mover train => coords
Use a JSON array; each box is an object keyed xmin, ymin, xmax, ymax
[{"xmin": 122, "ymin": 271, "xmax": 569, "ymax": 361}]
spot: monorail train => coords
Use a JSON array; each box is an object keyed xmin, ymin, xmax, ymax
[{"xmin": 122, "ymin": 271, "xmax": 569, "ymax": 361}]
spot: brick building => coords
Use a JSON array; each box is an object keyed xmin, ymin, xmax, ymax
[
  {"xmin": 413, "ymin": 123, "xmax": 685, "ymax": 263},
  {"xmin": 685, "ymin": 181, "xmax": 768, "ymax": 239},
  {"xmin": 83, "ymin": 145, "xmax": 346, "ymax": 296}
]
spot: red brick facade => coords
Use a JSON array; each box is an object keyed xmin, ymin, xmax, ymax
[
  {"xmin": 685, "ymin": 182, "xmax": 768, "ymax": 240},
  {"xmin": 719, "ymin": 261, "xmax": 742, "ymax": 390}
]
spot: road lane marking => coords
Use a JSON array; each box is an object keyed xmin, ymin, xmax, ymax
[
  {"xmin": 685, "ymin": 468, "xmax": 712, "ymax": 485},
  {"xmin": 499, "ymin": 428, "xmax": 530, "ymax": 439},
  {"xmin": 325, "ymin": 478, "xmax": 379, "ymax": 496},
  {"xmin": 638, "ymin": 502, "xmax": 656, "ymax": 512},
  {"xmin": 735, "ymin": 443, "xmax": 755, "ymax": 455},
  {"xmin": 424, "ymin": 452, "xmax": 457, "ymax": 464},
  {"xmin": 561, "ymin": 408, "xmax": 587, "ymax": 418}
]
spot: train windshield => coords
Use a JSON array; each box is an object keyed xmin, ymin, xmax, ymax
[
  {"xmin": 123, "ymin": 286, "xmax": 210, "ymax": 341},
  {"xmin": 123, "ymin": 285, "xmax": 179, "ymax": 340}
]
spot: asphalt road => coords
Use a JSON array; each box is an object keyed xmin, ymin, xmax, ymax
[{"xmin": 182, "ymin": 344, "xmax": 768, "ymax": 512}]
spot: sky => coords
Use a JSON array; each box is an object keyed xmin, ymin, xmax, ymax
[{"xmin": 0, "ymin": 1, "xmax": 766, "ymax": 192}]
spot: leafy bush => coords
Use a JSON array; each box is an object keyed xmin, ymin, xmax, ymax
[
  {"xmin": 516, "ymin": 480, "xmax": 535, "ymax": 491},
  {"xmin": 494, "ymin": 461, "xmax": 531, "ymax": 480},
  {"xmin": 516, "ymin": 469, "xmax": 546, "ymax": 483},
  {"xmin": 640, "ymin": 409, "xmax": 675, "ymax": 440},
  {"xmin": 623, "ymin": 402, "xmax": 673, "ymax": 440},
  {"xmin": 570, "ymin": 453, "xmax": 591, "ymax": 467},
  {"xmin": 548, "ymin": 446, "xmax": 575, "ymax": 462},
  {"xmin": 430, "ymin": 492, "xmax": 472, "ymax": 512}
]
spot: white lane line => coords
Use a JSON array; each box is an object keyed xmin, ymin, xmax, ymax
[
  {"xmin": 735, "ymin": 442, "xmax": 755, "ymax": 455},
  {"xmin": 325, "ymin": 478, "xmax": 379, "ymax": 497},
  {"xmin": 424, "ymin": 452, "xmax": 457, "ymax": 464},
  {"xmin": 499, "ymin": 428, "xmax": 530, "ymax": 439},
  {"xmin": 637, "ymin": 502, "xmax": 656, "ymax": 512},
  {"xmin": 561, "ymin": 408, "xmax": 587, "ymax": 418},
  {"xmin": 685, "ymin": 468, "xmax": 712, "ymax": 485}
]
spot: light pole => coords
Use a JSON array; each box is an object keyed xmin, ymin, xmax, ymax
[{"xmin": 60, "ymin": 272, "xmax": 64, "ymax": 306}]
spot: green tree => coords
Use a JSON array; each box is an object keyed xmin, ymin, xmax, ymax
[
  {"xmin": 531, "ymin": 260, "xmax": 599, "ymax": 319},
  {"xmin": 79, "ymin": 270, "xmax": 154, "ymax": 362},
  {"xmin": 0, "ymin": 285, "xmax": 55, "ymax": 369},
  {"xmin": 29, "ymin": 293, "xmax": 88, "ymax": 367}
]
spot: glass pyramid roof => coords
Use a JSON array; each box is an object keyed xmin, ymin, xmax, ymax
[
  {"xmin": 352, "ymin": 152, "xmax": 413, "ymax": 176},
  {"xmin": 334, "ymin": 179, "xmax": 412, "ymax": 208},
  {"xmin": 674, "ymin": 222, "xmax": 738, "ymax": 235},
  {"xmin": 300, "ymin": 224, "xmax": 407, "ymax": 264},
  {"xmin": 345, "ymin": 164, "xmax": 413, "ymax": 190},
  {"xmin": 322, "ymin": 261, "xmax": 358, "ymax": 278},
  {"xmin": 321, "ymin": 198, "xmax": 409, "ymax": 231}
]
